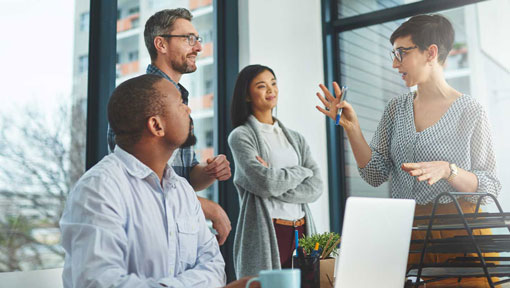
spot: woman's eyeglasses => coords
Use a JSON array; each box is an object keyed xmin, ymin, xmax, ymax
[{"xmin": 390, "ymin": 46, "xmax": 417, "ymax": 62}]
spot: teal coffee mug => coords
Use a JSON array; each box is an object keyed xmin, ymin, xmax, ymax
[{"xmin": 245, "ymin": 269, "xmax": 301, "ymax": 288}]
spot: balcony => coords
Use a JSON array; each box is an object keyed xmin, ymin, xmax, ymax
[
  {"xmin": 197, "ymin": 147, "xmax": 214, "ymax": 163},
  {"xmin": 117, "ymin": 13, "xmax": 140, "ymax": 33},
  {"xmin": 200, "ymin": 42, "xmax": 213, "ymax": 59},
  {"xmin": 116, "ymin": 61, "xmax": 139, "ymax": 78},
  {"xmin": 190, "ymin": 0, "xmax": 212, "ymax": 11},
  {"xmin": 189, "ymin": 93, "xmax": 213, "ymax": 110},
  {"xmin": 445, "ymin": 46, "xmax": 469, "ymax": 78}
]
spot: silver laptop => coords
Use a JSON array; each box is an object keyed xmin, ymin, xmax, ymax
[{"xmin": 334, "ymin": 197, "xmax": 416, "ymax": 288}]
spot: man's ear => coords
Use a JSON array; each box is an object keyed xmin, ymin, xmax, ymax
[
  {"xmin": 427, "ymin": 44, "xmax": 439, "ymax": 63},
  {"xmin": 154, "ymin": 37, "xmax": 168, "ymax": 55},
  {"xmin": 147, "ymin": 116, "xmax": 165, "ymax": 137}
]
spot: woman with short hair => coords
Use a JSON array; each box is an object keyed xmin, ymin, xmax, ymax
[{"xmin": 317, "ymin": 14, "xmax": 501, "ymax": 287}]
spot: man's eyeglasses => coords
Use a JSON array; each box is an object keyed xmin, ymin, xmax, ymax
[
  {"xmin": 390, "ymin": 46, "xmax": 417, "ymax": 62},
  {"xmin": 159, "ymin": 34, "xmax": 203, "ymax": 46}
]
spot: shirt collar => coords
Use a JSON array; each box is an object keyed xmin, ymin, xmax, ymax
[
  {"xmin": 249, "ymin": 115, "xmax": 280, "ymax": 133},
  {"xmin": 146, "ymin": 64, "xmax": 189, "ymax": 105},
  {"xmin": 113, "ymin": 146, "xmax": 175, "ymax": 181}
]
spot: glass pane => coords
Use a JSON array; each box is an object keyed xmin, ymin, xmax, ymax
[
  {"xmin": 337, "ymin": 0, "xmax": 421, "ymax": 19},
  {"xmin": 452, "ymin": 1, "xmax": 510, "ymax": 212},
  {"xmin": 339, "ymin": 20, "xmax": 407, "ymax": 198},
  {"xmin": 0, "ymin": 0, "xmax": 89, "ymax": 271},
  {"xmin": 114, "ymin": 0, "xmax": 216, "ymax": 201},
  {"xmin": 338, "ymin": 1, "xmax": 510, "ymax": 209}
]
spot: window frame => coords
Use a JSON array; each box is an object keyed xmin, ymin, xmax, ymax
[
  {"xmin": 86, "ymin": 0, "xmax": 239, "ymax": 282},
  {"xmin": 321, "ymin": 0, "xmax": 489, "ymax": 234}
]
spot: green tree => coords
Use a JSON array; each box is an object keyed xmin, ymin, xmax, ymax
[{"xmin": 0, "ymin": 103, "xmax": 81, "ymax": 271}]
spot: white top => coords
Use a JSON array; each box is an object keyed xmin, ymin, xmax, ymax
[{"xmin": 250, "ymin": 115, "xmax": 305, "ymax": 220}]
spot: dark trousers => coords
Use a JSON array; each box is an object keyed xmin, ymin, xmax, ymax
[{"xmin": 273, "ymin": 221, "xmax": 306, "ymax": 268}]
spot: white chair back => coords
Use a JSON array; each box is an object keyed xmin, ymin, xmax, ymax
[{"xmin": 0, "ymin": 268, "xmax": 63, "ymax": 288}]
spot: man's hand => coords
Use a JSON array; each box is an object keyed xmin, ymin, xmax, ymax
[
  {"xmin": 198, "ymin": 197, "xmax": 232, "ymax": 246},
  {"xmin": 224, "ymin": 276, "xmax": 260, "ymax": 288},
  {"xmin": 205, "ymin": 154, "xmax": 231, "ymax": 181},
  {"xmin": 190, "ymin": 155, "xmax": 231, "ymax": 191}
]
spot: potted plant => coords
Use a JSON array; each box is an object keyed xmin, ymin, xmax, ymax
[{"xmin": 299, "ymin": 232, "xmax": 341, "ymax": 288}]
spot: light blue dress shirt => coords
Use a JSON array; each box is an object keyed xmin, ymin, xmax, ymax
[{"xmin": 60, "ymin": 147, "xmax": 226, "ymax": 288}]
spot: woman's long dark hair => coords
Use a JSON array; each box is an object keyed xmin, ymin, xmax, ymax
[{"xmin": 230, "ymin": 64, "xmax": 276, "ymax": 128}]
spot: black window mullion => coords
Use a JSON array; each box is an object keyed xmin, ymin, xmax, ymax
[
  {"xmin": 214, "ymin": 0, "xmax": 239, "ymax": 283},
  {"xmin": 333, "ymin": 0, "xmax": 488, "ymax": 33},
  {"xmin": 323, "ymin": 0, "xmax": 348, "ymax": 235},
  {"xmin": 86, "ymin": 0, "xmax": 117, "ymax": 170}
]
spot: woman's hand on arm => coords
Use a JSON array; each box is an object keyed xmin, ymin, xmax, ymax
[
  {"xmin": 229, "ymin": 132, "xmax": 313, "ymax": 198},
  {"xmin": 256, "ymin": 156, "xmax": 269, "ymax": 168},
  {"xmin": 274, "ymin": 139, "xmax": 323, "ymax": 204},
  {"xmin": 401, "ymin": 161, "xmax": 478, "ymax": 192}
]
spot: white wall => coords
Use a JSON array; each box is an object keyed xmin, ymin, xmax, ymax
[
  {"xmin": 238, "ymin": 0, "xmax": 330, "ymax": 232},
  {"xmin": 471, "ymin": 2, "xmax": 510, "ymax": 213}
]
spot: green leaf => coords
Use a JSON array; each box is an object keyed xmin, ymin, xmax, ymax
[{"xmin": 298, "ymin": 231, "xmax": 340, "ymax": 258}]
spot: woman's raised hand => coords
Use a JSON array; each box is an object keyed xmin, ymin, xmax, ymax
[{"xmin": 315, "ymin": 82, "xmax": 358, "ymax": 130}]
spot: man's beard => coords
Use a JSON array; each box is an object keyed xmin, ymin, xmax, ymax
[
  {"xmin": 180, "ymin": 116, "xmax": 197, "ymax": 148},
  {"xmin": 172, "ymin": 57, "xmax": 197, "ymax": 74}
]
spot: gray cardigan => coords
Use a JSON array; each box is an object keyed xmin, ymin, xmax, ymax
[{"xmin": 228, "ymin": 116, "xmax": 323, "ymax": 278}]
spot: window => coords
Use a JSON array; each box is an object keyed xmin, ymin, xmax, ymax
[
  {"xmin": 0, "ymin": 0, "xmax": 89, "ymax": 272},
  {"xmin": 128, "ymin": 50, "xmax": 138, "ymax": 62},
  {"xmin": 206, "ymin": 130, "xmax": 214, "ymax": 147},
  {"xmin": 0, "ymin": 0, "xmax": 239, "ymax": 279},
  {"xmin": 78, "ymin": 55, "xmax": 88, "ymax": 74},
  {"xmin": 328, "ymin": 0, "xmax": 510, "ymax": 221},
  {"xmin": 337, "ymin": 0, "xmax": 421, "ymax": 19},
  {"xmin": 79, "ymin": 12, "xmax": 89, "ymax": 32},
  {"xmin": 132, "ymin": 17, "xmax": 140, "ymax": 28},
  {"xmin": 113, "ymin": 1, "xmax": 217, "ymax": 200},
  {"xmin": 128, "ymin": 6, "xmax": 140, "ymax": 15},
  {"xmin": 339, "ymin": 20, "xmax": 406, "ymax": 198}
]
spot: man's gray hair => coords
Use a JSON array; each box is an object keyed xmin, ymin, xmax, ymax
[{"xmin": 144, "ymin": 8, "xmax": 193, "ymax": 61}]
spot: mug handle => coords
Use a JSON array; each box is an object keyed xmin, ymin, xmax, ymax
[{"xmin": 245, "ymin": 277, "xmax": 260, "ymax": 288}]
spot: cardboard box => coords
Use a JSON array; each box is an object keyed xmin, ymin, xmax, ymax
[{"xmin": 320, "ymin": 258, "xmax": 335, "ymax": 288}]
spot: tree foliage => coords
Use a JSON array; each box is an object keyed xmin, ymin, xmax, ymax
[{"xmin": 0, "ymin": 102, "xmax": 84, "ymax": 271}]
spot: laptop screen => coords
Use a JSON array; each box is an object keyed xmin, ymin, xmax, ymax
[{"xmin": 334, "ymin": 197, "xmax": 415, "ymax": 288}]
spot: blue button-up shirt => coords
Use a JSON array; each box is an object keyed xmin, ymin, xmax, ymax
[
  {"xmin": 107, "ymin": 64, "xmax": 199, "ymax": 182},
  {"xmin": 60, "ymin": 147, "xmax": 225, "ymax": 288}
]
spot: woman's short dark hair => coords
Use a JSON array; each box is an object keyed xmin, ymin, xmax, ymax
[
  {"xmin": 231, "ymin": 65, "xmax": 276, "ymax": 128},
  {"xmin": 390, "ymin": 14, "xmax": 454, "ymax": 64}
]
